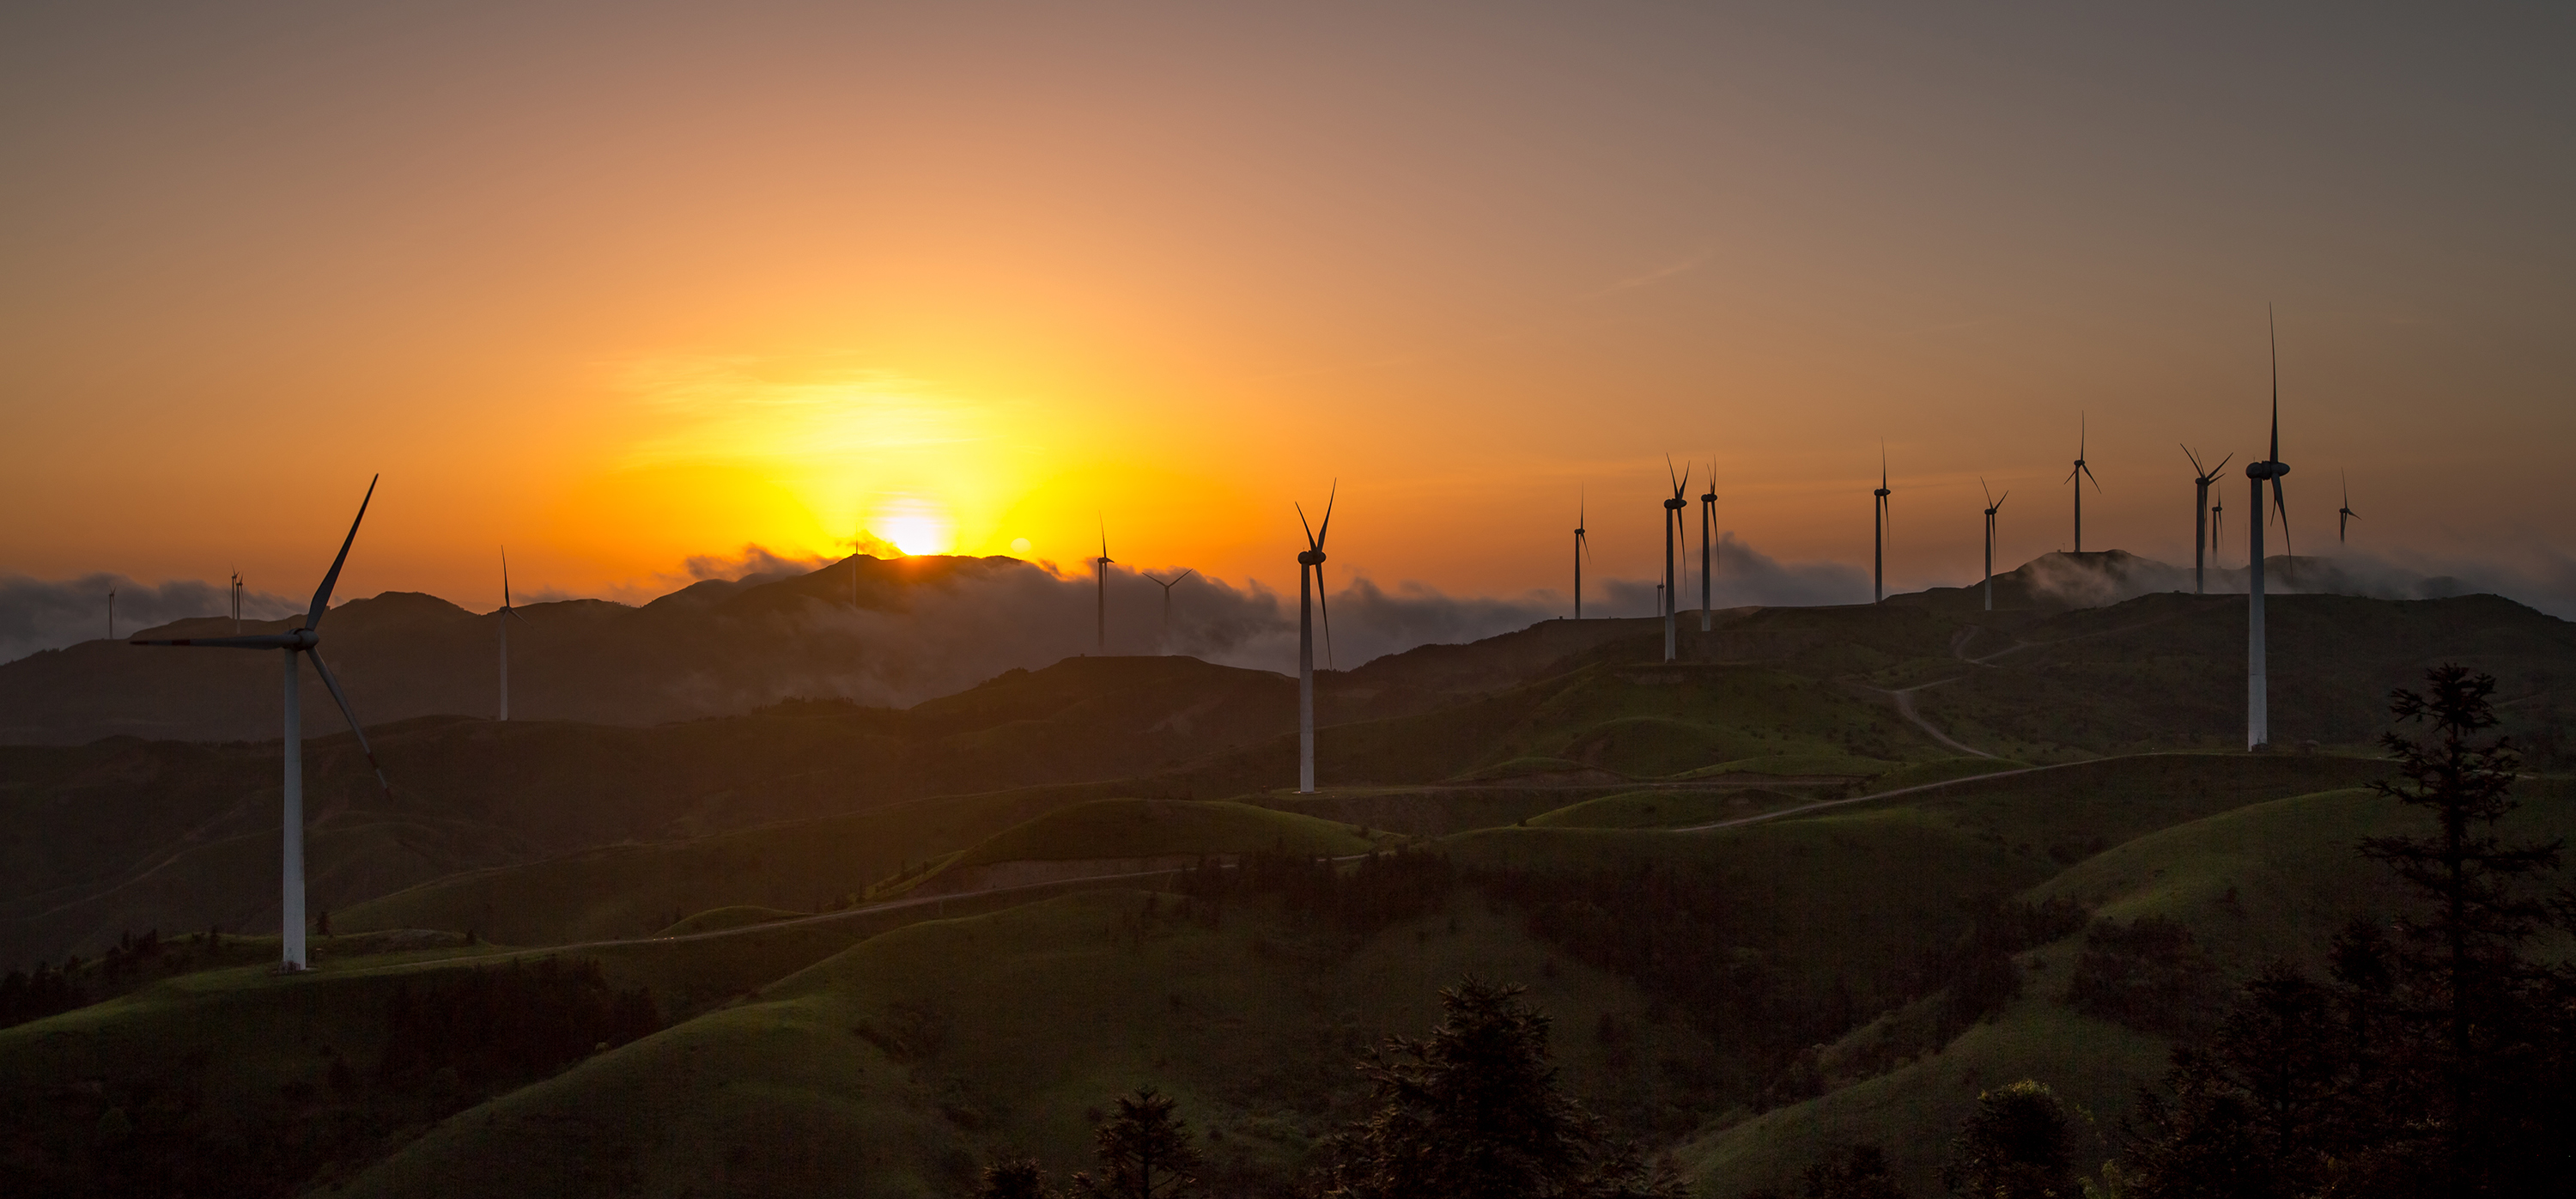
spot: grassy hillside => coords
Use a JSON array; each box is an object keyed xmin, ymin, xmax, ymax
[
  {"xmin": 1677, "ymin": 775, "xmax": 2576, "ymax": 1196},
  {"xmin": 940, "ymin": 799, "xmax": 1381, "ymax": 869}
]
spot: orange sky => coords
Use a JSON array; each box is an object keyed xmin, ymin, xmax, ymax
[{"xmin": 5, "ymin": 3, "xmax": 2571, "ymax": 612}]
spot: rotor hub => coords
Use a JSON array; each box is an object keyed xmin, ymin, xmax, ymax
[
  {"xmin": 1298, "ymin": 551, "xmax": 1325, "ymax": 566},
  {"xmin": 1663, "ymin": 498, "xmax": 1685, "ymax": 510}
]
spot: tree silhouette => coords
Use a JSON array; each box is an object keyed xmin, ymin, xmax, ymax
[
  {"xmin": 1317, "ymin": 977, "xmax": 1685, "ymax": 1199},
  {"xmin": 1938, "ymin": 1080, "xmax": 2077, "ymax": 1199},
  {"xmin": 1070, "ymin": 1088, "xmax": 1200, "ymax": 1199},
  {"xmin": 980, "ymin": 1157, "xmax": 1059, "ymax": 1199}
]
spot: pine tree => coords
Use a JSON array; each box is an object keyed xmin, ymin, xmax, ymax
[
  {"xmin": 2357, "ymin": 664, "xmax": 2562, "ymax": 1190},
  {"xmin": 1070, "ymin": 1088, "xmax": 1200, "ymax": 1199},
  {"xmin": 1318, "ymin": 977, "xmax": 1686, "ymax": 1199},
  {"xmin": 980, "ymin": 1157, "xmax": 1058, "ymax": 1199}
]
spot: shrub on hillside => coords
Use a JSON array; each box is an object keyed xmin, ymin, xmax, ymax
[
  {"xmin": 2060, "ymin": 916, "xmax": 2219, "ymax": 1036},
  {"xmin": 1173, "ymin": 849, "xmax": 1453, "ymax": 936}
]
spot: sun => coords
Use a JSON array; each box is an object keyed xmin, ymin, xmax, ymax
[{"xmin": 871, "ymin": 498, "xmax": 954, "ymax": 557}]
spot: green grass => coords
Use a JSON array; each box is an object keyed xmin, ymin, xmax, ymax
[
  {"xmin": 1866, "ymin": 756, "xmax": 2032, "ymax": 793},
  {"xmin": 1523, "ymin": 788, "xmax": 1805, "ymax": 830},
  {"xmin": 657, "ymin": 905, "xmax": 803, "ymax": 935},
  {"xmin": 337, "ymin": 781, "xmax": 1127, "ymax": 946},
  {"xmin": 945, "ymin": 799, "xmax": 1380, "ymax": 869},
  {"xmin": 1674, "ymin": 751, "xmax": 1902, "ymax": 779},
  {"xmin": 325, "ymin": 889, "xmax": 1720, "ymax": 1199}
]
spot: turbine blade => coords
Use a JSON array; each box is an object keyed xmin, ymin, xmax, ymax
[
  {"xmin": 2082, "ymin": 462, "xmax": 2101, "ymax": 490},
  {"xmin": 1296, "ymin": 502, "xmax": 1317, "ymax": 550},
  {"xmin": 305, "ymin": 474, "xmax": 379, "ymax": 631},
  {"xmin": 2272, "ymin": 478, "xmax": 2292, "ymax": 557},
  {"xmin": 501, "ymin": 546, "xmax": 511, "ymax": 609},
  {"xmin": 2214, "ymin": 452, "xmax": 2233, "ymax": 475},
  {"xmin": 1176, "ymin": 567, "xmax": 1195, "ymax": 584},
  {"xmin": 1981, "ymin": 476, "xmax": 1994, "ymax": 508},
  {"xmin": 307, "ymin": 648, "xmax": 391, "ymax": 795},
  {"xmin": 1315, "ymin": 563, "xmax": 1334, "ymax": 671},
  {"xmin": 128, "ymin": 633, "xmax": 302, "ymax": 649},
  {"xmin": 1315, "ymin": 480, "xmax": 1336, "ymax": 548},
  {"xmin": 1996, "ymin": 491, "xmax": 2008, "ymax": 509},
  {"xmin": 2180, "ymin": 444, "xmax": 2203, "ymax": 476},
  {"xmin": 2269, "ymin": 305, "xmax": 2281, "ymax": 463}
]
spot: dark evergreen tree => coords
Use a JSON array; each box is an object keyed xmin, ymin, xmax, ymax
[
  {"xmin": 1070, "ymin": 1088, "xmax": 1200, "ymax": 1199},
  {"xmin": 1316, "ymin": 977, "xmax": 1686, "ymax": 1199},
  {"xmin": 2357, "ymin": 664, "xmax": 2562, "ymax": 1192},
  {"xmin": 981, "ymin": 1156, "xmax": 1059, "ymax": 1199},
  {"xmin": 1938, "ymin": 1080, "xmax": 2077, "ymax": 1199}
]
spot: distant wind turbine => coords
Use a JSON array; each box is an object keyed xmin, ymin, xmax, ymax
[
  {"xmin": 1295, "ymin": 485, "xmax": 1337, "ymax": 794},
  {"xmin": 2338, "ymin": 471, "xmax": 2360, "ymax": 542},
  {"xmin": 1144, "ymin": 568, "xmax": 1195, "ymax": 645},
  {"xmin": 2245, "ymin": 310, "xmax": 2295, "ymax": 751},
  {"xmin": 1698, "ymin": 471, "xmax": 1717, "ymax": 631},
  {"xmin": 496, "ymin": 549, "xmax": 529, "ymax": 721},
  {"xmin": 1873, "ymin": 447, "xmax": 1893, "ymax": 604},
  {"xmin": 231, "ymin": 569, "xmax": 243, "ymax": 633},
  {"xmin": 107, "ymin": 588, "xmax": 115, "ymax": 641},
  {"xmin": 2182, "ymin": 446, "xmax": 2234, "ymax": 594},
  {"xmin": 2210, "ymin": 491, "xmax": 2227, "ymax": 569},
  {"xmin": 2066, "ymin": 416, "xmax": 2101, "ymax": 552},
  {"xmin": 129, "ymin": 476, "xmax": 391, "ymax": 972},
  {"xmin": 1571, "ymin": 493, "xmax": 1590, "ymax": 619},
  {"xmin": 1095, "ymin": 520, "xmax": 1113, "ymax": 651},
  {"xmin": 1981, "ymin": 480, "xmax": 2008, "ymax": 612},
  {"xmin": 1662, "ymin": 458, "xmax": 1689, "ymax": 661}
]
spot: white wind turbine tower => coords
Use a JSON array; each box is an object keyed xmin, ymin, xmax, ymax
[
  {"xmin": 1662, "ymin": 459, "xmax": 1688, "ymax": 661},
  {"xmin": 2245, "ymin": 312, "xmax": 2294, "ymax": 751},
  {"xmin": 1296, "ymin": 484, "xmax": 1337, "ymax": 794},
  {"xmin": 1981, "ymin": 479, "xmax": 2008, "ymax": 612},
  {"xmin": 1145, "ymin": 568, "xmax": 1195, "ymax": 647},
  {"xmin": 130, "ymin": 476, "xmax": 392, "ymax": 971},
  {"xmin": 1698, "ymin": 470, "xmax": 1717, "ymax": 631},
  {"xmin": 496, "ymin": 549, "xmax": 529, "ymax": 721},
  {"xmin": 2066, "ymin": 416, "xmax": 2100, "ymax": 553},
  {"xmin": 2182, "ymin": 446, "xmax": 2234, "ymax": 593},
  {"xmin": 2338, "ymin": 471, "xmax": 2360, "ymax": 543}
]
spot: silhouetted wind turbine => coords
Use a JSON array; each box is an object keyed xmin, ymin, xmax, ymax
[
  {"xmin": 1981, "ymin": 480, "xmax": 2008, "ymax": 612},
  {"xmin": 496, "ymin": 549, "xmax": 529, "ymax": 721},
  {"xmin": 2066, "ymin": 416, "xmax": 2100, "ymax": 553},
  {"xmin": 2183, "ymin": 446, "xmax": 2234, "ymax": 594},
  {"xmin": 1699, "ymin": 471, "xmax": 1717, "ymax": 631},
  {"xmin": 106, "ymin": 588, "xmax": 115, "ymax": 640},
  {"xmin": 1873, "ymin": 447, "xmax": 1892, "ymax": 604},
  {"xmin": 129, "ymin": 476, "xmax": 391, "ymax": 971},
  {"xmin": 1296, "ymin": 484, "xmax": 1337, "ymax": 794},
  {"xmin": 231, "ymin": 569, "xmax": 243, "ymax": 633},
  {"xmin": 1095, "ymin": 520, "xmax": 1112, "ymax": 651},
  {"xmin": 1571, "ymin": 493, "xmax": 1590, "ymax": 619},
  {"xmin": 1145, "ymin": 568, "xmax": 1195, "ymax": 644},
  {"xmin": 2245, "ymin": 310, "xmax": 2295, "ymax": 750},
  {"xmin": 2338, "ymin": 471, "xmax": 2359, "ymax": 543},
  {"xmin": 2210, "ymin": 491, "xmax": 2227, "ymax": 568},
  {"xmin": 1662, "ymin": 458, "xmax": 1688, "ymax": 661}
]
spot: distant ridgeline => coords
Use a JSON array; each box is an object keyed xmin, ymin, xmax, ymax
[{"xmin": 0, "ymin": 547, "xmax": 2518, "ymax": 745}]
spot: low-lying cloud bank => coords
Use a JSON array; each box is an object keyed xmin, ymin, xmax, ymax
[
  {"xmin": 0, "ymin": 574, "xmax": 304, "ymax": 665},
  {"xmin": 9, "ymin": 535, "xmax": 2568, "ymax": 686}
]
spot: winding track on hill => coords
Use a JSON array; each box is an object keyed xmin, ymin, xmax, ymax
[{"xmin": 468, "ymin": 762, "xmax": 2071, "ymax": 960}]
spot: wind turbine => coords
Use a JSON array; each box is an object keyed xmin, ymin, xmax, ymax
[
  {"xmin": 129, "ymin": 476, "xmax": 391, "ymax": 971},
  {"xmin": 1095, "ymin": 520, "xmax": 1112, "ymax": 652},
  {"xmin": 1662, "ymin": 459, "xmax": 1688, "ymax": 661},
  {"xmin": 1698, "ymin": 471, "xmax": 1717, "ymax": 631},
  {"xmin": 231, "ymin": 569, "xmax": 243, "ymax": 633},
  {"xmin": 496, "ymin": 549, "xmax": 529, "ymax": 721},
  {"xmin": 2245, "ymin": 311, "xmax": 2294, "ymax": 751},
  {"xmin": 1295, "ymin": 485, "xmax": 1336, "ymax": 794},
  {"xmin": 2182, "ymin": 446, "xmax": 2234, "ymax": 594},
  {"xmin": 1873, "ymin": 447, "xmax": 1892, "ymax": 604},
  {"xmin": 1981, "ymin": 479, "xmax": 2008, "ymax": 612},
  {"xmin": 2338, "ymin": 471, "xmax": 2359, "ymax": 542},
  {"xmin": 1144, "ymin": 568, "xmax": 1195, "ymax": 645},
  {"xmin": 2210, "ymin": 491, "xmax": 2227, "ymax": 568},
  {"xmin": 2066, "ymin": 416, "xmax": 2100, "ymax": 553},
  {"xmin": 1571, "ymin": 493, "xmax": 1590, "ymax": 619},
  {"xmin": 107, "ymin": 588, "xmax": 115, "ymax": 641}
]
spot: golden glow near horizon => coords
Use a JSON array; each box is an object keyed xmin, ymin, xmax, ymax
[{"xmin": 3, "ymin": 5, "xmax": 2571, "ymax": 611}]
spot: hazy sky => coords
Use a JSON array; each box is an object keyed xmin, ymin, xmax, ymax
[{"xmin": 5, "ymin": 2, "xmax": 2570, "ymax": 612}]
